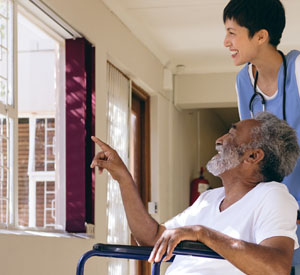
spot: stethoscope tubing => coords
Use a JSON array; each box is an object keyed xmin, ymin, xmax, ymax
[{"xmin": 249, "ymin": 50, "xmax": 287, "ymax": 120}]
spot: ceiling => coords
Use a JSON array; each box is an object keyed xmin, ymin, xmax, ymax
[{"xmin": 102, "ymin": 0, "xmax": 300, "ymax": 74}]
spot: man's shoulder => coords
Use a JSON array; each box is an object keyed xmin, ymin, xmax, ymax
[
  {"xmin": 253, "ymin": 182, "xmax": 299, "ymax": 222},
  {"xmin": 254, "ymin": 182, "xmax": 295, "ymax": 203},
  {"xmin": 256, "ymin": 181, "xmax": 288, "ymax": 192}
]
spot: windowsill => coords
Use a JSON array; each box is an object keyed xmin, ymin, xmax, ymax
[{"xmin": 0, "ymin": 228, "xmax": 94, "ymax": 239}]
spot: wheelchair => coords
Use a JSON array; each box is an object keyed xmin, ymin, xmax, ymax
[{"xmin": 76, "ymin": 240, "xmax": 223, "ymax": 275}]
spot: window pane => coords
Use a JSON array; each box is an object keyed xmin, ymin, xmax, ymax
[
  {"xmin": 36, "ymin": 181, "xmax": 44, "ymax": 228},
  {"xmin": 18, "ymin": 118, "xmax": 29, "ymax": 227},
  {"xmin": 0, "ymin": 199, "xmax": 7, "ymax": 224},
  {"xmin": 0, "ymin": 19, "xmax": 8, "ymax": 74},
  {"xmin": 0, "ymin": 79, "xmax": 7, "ymax": 103},
  {"xmin": 0, "ymin": 0, "xmax": 13, "ymax": 227},
  {"xmin": 36, "ymin": 181, "xmax": 55, "ymax": 228},
  {"xmin": 35, "ymin": 119, "xmax": 45, "ymax": 171},
  {"xmin": 46, "ymin": 162, "xmax": 55, "ymax": 171},
  {"xmin": 17, "ymin": 12, "xmax": 61, "ymax": 229},
  {"xmin": 47, "ymin": 118, "xmax": 54, "ymax": 128},
  {"xmin": 0, "ymin": 0, "xmax": 8, "ymax": 17},
  {"xmin": 45, "ymin": 181, "xmax": 55, "ymax": 226},
  {"xmin": 0, "ymin": 0, "xmax": 13, "ymax": 105},
  {"xmin": 0, "ymin": 115, "xmax": 8, "ymax": 225}
]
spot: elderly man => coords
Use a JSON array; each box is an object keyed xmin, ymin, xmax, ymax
[{"xmin": 91, "ymin": 112, "xmax": 299, "ymax": 275}]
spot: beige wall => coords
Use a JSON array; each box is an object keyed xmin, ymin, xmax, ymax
[
  {"xmin": 174, "ymin": 72, "xmax": 237, "ymax": 109},
  {"xmin": 198, "ymin": 109, "xmax": 228, "ymax": 189},
  {"xmin": 150, "ymin": 96, "xmax": 198, "ymax": 222},
  {"xmin": 149, "ymin": 97, "xmax": 199, "ymax": 274},
  {"xmin": 168, "ymin": 109, "xmax": 199, "ymax": 217},
  {"xmin": 174, "ymin": 71, "xmax": 240, "ymax": 188}
]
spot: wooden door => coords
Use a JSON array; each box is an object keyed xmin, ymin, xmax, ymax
[{"xmin": 130, "ymin": 84, "xmax": 151, "ymax": 275}]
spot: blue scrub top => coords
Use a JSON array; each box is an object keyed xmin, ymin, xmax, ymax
[{"xmin": 236, "ymin": 50, "xmax": 300, "ymax": 207}]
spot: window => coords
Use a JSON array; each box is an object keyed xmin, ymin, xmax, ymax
[
  {"xmin": 106, "ymin": 62, "xmax": 130, "ymax": 274},
  {"xmin": 0, "ymin": 0, "xmax": 15, "ymax": 228},
  {"xmin": 0, "ymin": 115, "xmax": 10, "ymax": 225},
  {"xmin": 0, "ymin": 0, "xmax": 94, "ymax": 233},
  {"xmin": 17, "ymin": 10, "xmax": 64, "ymax": 230},
  {"xmin": 106, "ymin": 62, "xmax": 151, "ymax": 275},
  {"xmin": 18, "ymin": 117, "xmax": 57, "ymax": 229}
]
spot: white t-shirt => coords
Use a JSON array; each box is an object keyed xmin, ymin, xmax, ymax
[{"xmin": 164, "ymin": 182, "xmax": 299, "ymax": 275}]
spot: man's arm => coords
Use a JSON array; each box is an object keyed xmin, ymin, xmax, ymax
[
  {"xmin": 90, "ymin": 136, "xmax": 165, "ymax": 246},
  {"xmin": 149, "ymin": 225, "xmax": 294, "ymax": 275}
]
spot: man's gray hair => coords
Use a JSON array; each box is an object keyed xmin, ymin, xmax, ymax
[{"xmin": 250, "ymin": 112, "xmax": 300, "ymax": 182}]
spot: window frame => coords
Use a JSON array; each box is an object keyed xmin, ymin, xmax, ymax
[
  {"xmin": 0, "ymin": 0, "xmax": 18, "ymax": 229},
  {"xmin": 0, "ymin": 2, "xmax": 67, "ymax": 232},
  {"xmin": 0, "ymin": 0, "xmax": 94, "ymax": 235}
]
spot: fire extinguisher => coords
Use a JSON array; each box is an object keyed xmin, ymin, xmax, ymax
[{"xmin": 190, "ymin": 167, "xmax": 209, "ymax": 205}]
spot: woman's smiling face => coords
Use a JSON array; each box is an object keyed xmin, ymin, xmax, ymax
[{"xmin": 224, "ymin": 19, "xmax": 259, "ymax": 66}]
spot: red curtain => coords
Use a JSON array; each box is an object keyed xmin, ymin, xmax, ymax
[{"xmin": 65, "ymin": 38, "xmax": 95, "ymax": 232}]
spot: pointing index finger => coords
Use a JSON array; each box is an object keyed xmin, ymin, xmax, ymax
[{"xmin": 91, "ymin": 136, "xmax": 111, "ymax": 151}]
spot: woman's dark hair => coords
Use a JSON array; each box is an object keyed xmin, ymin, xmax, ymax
[{"xmin": 223, "ymin": 0, "xmax": 285, "ymax": 47}]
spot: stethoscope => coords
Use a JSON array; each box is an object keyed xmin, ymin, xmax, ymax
[{"xmin": 249, "ymin": 50, "xmax": 287, "ymax": 120}]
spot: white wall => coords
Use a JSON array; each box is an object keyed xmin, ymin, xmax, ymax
[{"xmin": 0, "ymin": 0, "xmax": 199, "ymax": 274}]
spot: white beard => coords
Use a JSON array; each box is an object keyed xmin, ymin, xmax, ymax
[{"xmin": 206, "ymin": 144, "xmax": 241, "ymax": 176}]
